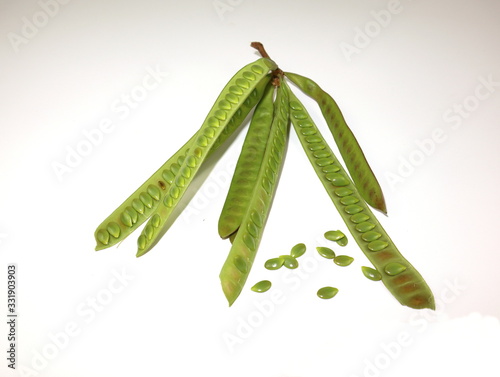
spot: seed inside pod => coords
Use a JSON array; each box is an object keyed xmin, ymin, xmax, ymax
[{"xmin": 384, "ymin": 262, "xmax": 407, "ymax": 276}]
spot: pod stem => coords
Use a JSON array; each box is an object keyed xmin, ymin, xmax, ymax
[{"xmin": 251, "ymin": 41, "xmax": 283, "ymax": 86}]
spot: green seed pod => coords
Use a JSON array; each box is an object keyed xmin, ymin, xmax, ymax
[
  {"xmin": 361, "ymin": 266, "xmax": 382, "ymax": 281},
  {"xmin": 219, "ymin": 82, "xmax": 290, "ymax": 306},
  {"xmin": 290, "ymin": 243, "xmax": 306, "ymax": 258},
  {"xmin": 135, "ymin": 58, "xmax": 277, "ymax": 258},
  {"xmin": 94, "ymin": 61, "xmax": 275, "ymax": 252},
  {"xmin": 285, "ymin": 71, "xmax": 387, "ymax": 215},
  {"xmin": 251, "ymin": 280, "xmax": 272, "ymax": 293},
  {"xmin": 316, "ymin": 246, "xmax": 336, "ymax": 259},
  {"xmin": 283, "ymin": 80, "xmax": 435, "ymax": 310},
  {"xmin": 333, "ymin": 255, "xmax": 354, "ymax": 266},
  {"xmin": 218, "ymin": 82, "xmax": 275, "ymax": 239},
  {"xmin": 317, "ymin": 286, "xmax": 339, "ymax": 299}
]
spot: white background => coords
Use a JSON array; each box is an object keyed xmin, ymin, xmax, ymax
[{"xmin": 1, "ymin": 0, "xmax": 500, "ymax": 376}]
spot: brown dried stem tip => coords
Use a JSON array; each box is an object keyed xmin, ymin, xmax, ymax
[
  {"xmin": 251, "ymin": 42, "xmax": 283, "ymax": 86},
  {"xmin": 250, "ymin": 42, "xmax": 270, "ymax": 59}
]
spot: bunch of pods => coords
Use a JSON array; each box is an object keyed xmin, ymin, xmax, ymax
[{"xmin": 94, "ymin": 43, "xmax": 435, "ymax": 310}]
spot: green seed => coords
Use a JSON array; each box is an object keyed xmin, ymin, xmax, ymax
[
  {"xmin": 132, "ymin": 198, "xmax": 145, "ymax": 214},
  {"xmin": 144, "ymin": 224, "xmax": 154, "ymax": 240},
  {"xmin": 290, "ymin": 243, "xmax": 306, "ymax": 258},
  {"xmin": 147, "ymin": 185, "xmax": 161, "ymax": 201},
  {"xmin": 384, "ymin": 263, "xmax": 407, "ymax": 276},
  {"xmin": 334, "ymin": 187, "xmax": 353, "ymax": 197},
  {"xmin": 336, "ymin": 237, "xmax": 348, "ymax": 247},
  {"xmin": 246, "ymin": 222, "xmax": 259, "ymax": 238},
  {"xmin": 316, "ymin": 157, "xmax": 334, "ymax": 166},
  {"xmin": 316, "ymin": 246, "xmax": 336, "ymax": 259},
  {"xmin": 361, "ymin": 266, "xmax": 382, "ymax": 281},
  {"xmin": 250, "ymin": 210, "xmax": 263, "ymax": 227},
  {"xmin": 322, "ymin": 164, "xmax": 340, "ymax": 173},
  {"xmin": 120, "ymin": 211, "xmax": 133, "ymax": 227},
  {"xmin": 305, "ymin": 135, "xmax": 322, "ymax": 143},
  {"xmin": 280, "ymin": 255, "xmax": 299, "ymax": 269},
  {"xmin": 301, "ymin": 128, "xmax": 317, "ymax": 136},
  {"xmin": 367, "ymin": 240, "xmax": 389, "ymax": 252},
  {"xmin": 350, "ymin": 213, "xmax": 370, "ymax": 223},
  {"xmin": 186, "ymin": 155, "xmax": 197, "ymax": 168},
  {"xmin": 170, "ymin": 163, "xmax": 180, "ymax": 175},
  {"xmin": 229, "ymin": 85, "xmax": 243, "ymax": 96},
  {"xmin": 333, "ymin": 255, "xmax": 354, "ymax": 266},
  {"xmin": 289, "ymin": 100, "xmax": 303, "ymax": 110},
  {"xmin": 313, "ymin": 150, "xmax": 331, "ymax": 159},
  {"xmin": 125, "ymin": 206, "xmax": 138, "ymax": 224},
  {"xmin": 355, "ymin": 221, "xmax": 376, "ymax": 233},
  {"xmin": 361, "ymin": 231, "xmax": 382, "ymax": 242},
  {"xmin": 107, "ymin": 222, "xmax": 121, "ymax": 238},
  {"xmin": 243, "ymin": 71, "xmax": 257, "ymax": 81},
  {"xmin": 225, "ymin": 93, "xmax": 239, "ymax": 104},
  {"xmin": 340, "ymin": 196, "xmax": 360, "ymax": 205},
  {"xmin": 96, "ymin": 229, "xmax": 110, "ymax": 245},
  {"xmin": 251, "ymin": 280, "xmax": 272, "ymax": 293},
  {"xmin": 139, "ymin": 192, "xmax": 153, "ymax": 209},
  {"xmin": 162, "ymin": 170, "xmax": 175, "ymax": 184},
  {"xmin": 218, "ymin": 99, "xmax": 232, "ymax": 110},
  {"xmin": 317, "ymin": 286, "xmax": 339, "ymax": 299},
  {"xmin": 181, "ymin": 166, "xmax": 191, "ymax": 178},
  {"xmin": 175, "ymin": 175, "xmax": 186, "ymax": 188},
  {"xmin": 197, "ymin": 135, "xmax": 209, "ymax": 147},
  {"xmin": 344, "ymin": 205, "xmax": 364, "ymax": 215},
  {"xmin": 324, "ymin": 230, "xmax": 345, "ymax": 242},
  {"xmin": 264, "ymin": 257, "xmax": 284, "ymax": 270},
  {"xmin": 308, "ymin": 143, "xmax": 326, "ymax": 151},
  {"xmin": 137, "ymin": 235, "xmax": 146, "ymax": 250},
  {"xmin": 151, "ymin": 213, "xmax": 161, "ymax": 228},
  {"xmin": 234, "ymin": 255, "xmax": 248, "ymax": 273},
  {"xmin": 214, "ymin": 109, "xmax": 227, "ymax": 121}
]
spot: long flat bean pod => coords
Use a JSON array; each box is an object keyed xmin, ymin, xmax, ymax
[
  {"xmin": 94, "ymin": 74, "xmax": 272, "ymax": 251},
  {"xmin": 282, "ymin": 80, "xmax": 434, "ymax": 310},
  {"xmin": 136, "ymin": 58, "xmax": 278, "ymax": 257},
  {"xmin": 285, "ymin": 72, "xmax": 387, "ymax": 215},
  {"xmin": 219, "ymin": 82, "xmax": 290, "ymax": 306},
  {"xmin": 218, "ymin": 81, "xmax": 275, "ymax": 239}
]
